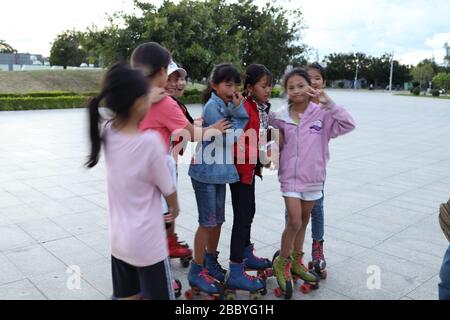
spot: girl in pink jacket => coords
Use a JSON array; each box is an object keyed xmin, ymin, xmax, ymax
[{"xmin": 270, "ymin": 68, "xmax": 355, "ymax": 299}]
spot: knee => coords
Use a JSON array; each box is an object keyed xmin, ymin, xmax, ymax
[{"xmin": 287, "ymin": 217, "xmax": 302, "ymax": 232}]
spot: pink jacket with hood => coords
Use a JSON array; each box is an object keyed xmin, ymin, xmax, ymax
[{"xmin": 269, "ymin": 101, "xmax": 355, "ymax": 193}]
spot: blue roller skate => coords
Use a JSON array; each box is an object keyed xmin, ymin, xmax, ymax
[
  {"xmin": 243, "ymin": 244, "xmax": 273, "ymax": 280},
  {"xmin": 185, "ymin": 262, "xmax": 223, "ymax": 300},
  {"xmin": 204, "ymin": 251, "xmax": 227, "ymax": 283},
  {"xmin": 224, "ymin": 263, "xmax": 267, "ymax": 300}
]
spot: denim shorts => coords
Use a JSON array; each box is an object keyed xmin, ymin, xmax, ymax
[{"xmin": 191, "ymin": 178, "xmax": 226, "ymax": 227}]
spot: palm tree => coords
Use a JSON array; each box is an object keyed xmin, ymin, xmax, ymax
[{"xmin": 0, "ymin": 40, "xmax": 17, "ymax": 54}]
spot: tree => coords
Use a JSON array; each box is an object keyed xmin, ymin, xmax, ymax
[
  {"xmin": 432, "ymin": 72, "xmax": 450, "ymax": 94},
  {"xmin": 50, "ymin": 31, "xmax": 86, "ymax": 68},
  {"xmin": 0, "ymin": 40, "xmax": 17, "ymax": 53},
  {"xmin": 411, "ymin": 62, "xmax": 435, "ymax": 92},
  {"xmin": 82, "ymin": 0, "xmax": 307, "ymax": 81}
]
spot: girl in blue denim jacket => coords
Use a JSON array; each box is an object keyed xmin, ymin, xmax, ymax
[{"xmin": 187, "ymin": 64, "xmax": 248, "ymax": 296}]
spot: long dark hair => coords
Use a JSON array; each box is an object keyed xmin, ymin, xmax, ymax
[
  {"xmin": 202, "ymin": 63, "xmax": 241, "ymax": 104},
  {"xmin": 86, "ymin": 62, "xmax": 149, "ymax": 168},
  {"xmin": 243, "ymin": 64, "xmax": 273, "ymax": 97},
  {"xmin": 130, "ymin": 42, "xmax": 171, "ymax": 78},
  {"xmin": 282, "ymin": 68, "xmax": 312, "ymax": 90},
  {"xmin": 306, "ymin": 62, "xmax": 327, "ymax": 82}
]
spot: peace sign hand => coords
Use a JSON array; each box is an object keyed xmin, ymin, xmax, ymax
[{"xmin": 306, "ymin": 86, "xmax": 332, "ymax": 107}]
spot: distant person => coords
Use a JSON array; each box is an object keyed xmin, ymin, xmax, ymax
[{"xmin": 85, "ymin": 63, "xmax": 178, "ymax": 300}]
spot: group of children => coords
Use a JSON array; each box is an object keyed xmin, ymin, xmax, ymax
[{"xmin": 86, "ymin": 41, "xmax": 356, "ymax": 300}]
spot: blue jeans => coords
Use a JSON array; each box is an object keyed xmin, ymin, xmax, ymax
[
  {"xmin": 439, "ymin": 244, "xmax": 450, "ymax": 300},
  {"xmin": 191, "ymin": 178, "xmax": 226, "ymax": 228},
  {"xmin": 284, "ymin": 195, "xmax": 324, "ymax": 242}
]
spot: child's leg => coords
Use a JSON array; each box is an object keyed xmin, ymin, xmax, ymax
[
  {"xmin": 207, "ymin": 225, "xmax": 222, "ymax": 254},
  {"xmin": 293, "ymin": 200, "xmax": 315, "ymax": 254},
  {"xmin": 310, "ymin": 196, "xmax": 324, "ymax": 242},
  {"xmin": 229, "ymin": 181, "xmax": 255, "ymax": 263},
  {"xmin": 207, "ymin": 183, "xmax": 226, "ymax": 254},
  {"xmin": 191, "ymin": 179, "xmax": 218, "ymax": 265},
  {"xmin": 194, "ymin": 226, "xmax": 212, "ymax": 265},
  {"xmin": 280, "ymin": 197, "xmax": 303, "ymax": 258},
  {"xmin": 111, "ymin": 255, "xmax": 146, "ymax": 300},
  {"xmin": 139, "ymin": 258, "xmax": 175, "ymax": 300}
]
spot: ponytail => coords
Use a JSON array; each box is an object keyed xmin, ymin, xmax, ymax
[
  {"xmin": 85, "ymin": 95, "xmax": 103, "ymax": 168},
  {"xmin": 202, "ymin": 82, "xmax": 214, "ymax": 105}
]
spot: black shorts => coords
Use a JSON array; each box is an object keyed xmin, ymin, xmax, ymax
[{"xmin": 111, "ymin": 256, "xmax": 174, "ymax": 300}]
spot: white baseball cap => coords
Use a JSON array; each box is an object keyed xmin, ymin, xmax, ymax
[{"xmin": 167, "ymin": 60, "xmax": 187, "ymax": 78}]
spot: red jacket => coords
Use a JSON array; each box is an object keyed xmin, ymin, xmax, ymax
[{"xmin": 234, "ymin": 97, "xmax": 270, "ymax": 185}]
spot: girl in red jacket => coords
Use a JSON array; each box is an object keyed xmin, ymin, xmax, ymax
[{"xmin": 224, "ymin": 64, "xmax": 274, "ymax": 298}]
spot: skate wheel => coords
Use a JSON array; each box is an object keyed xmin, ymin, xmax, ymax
[
  {"xmin": 225, "ymin": 291, "xmax": 236, "ymax": 300},
  {"xmin": 205, "ymin": 295, "xmax": 216, "ymax": 301},
  {"xmin": 300, "ymin": 284, "xmax": 311, "ymax": 294},
  {"xmin": 184, "ymin": 290, "xmax": 193, "ymax": 300},
  {"xmin": 321, "ymin": 270, "xmax": 328, "ymax": 280},
  {"xmin": 274, "ymin": 287, "xmax": 282, "ymax": 298},
  {"xmin": 174, "ymin": 280, "xmax": 182, "ymax": 299},
  {"xmin": 308, "ymin": 261, "xmax": 314, "ymax": 270},
  {"xmin": 249, "ymin": 292, "xmax": 260, "ymax": 300},
  {"xmin": 284, "ymin": 281, "xmax": 293, "ymax": 300},
  {"xmin": 180, "ymin": 257, "xmax": 191, "ymax": 268},
  {"xmin": 260, "ymin": 288, "xmax": 268, "ymax": 296}
]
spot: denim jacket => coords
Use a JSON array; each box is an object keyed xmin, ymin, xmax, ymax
[{"xmin": 189, "ymin": 92, "xmax": 249, "ymax": 184}]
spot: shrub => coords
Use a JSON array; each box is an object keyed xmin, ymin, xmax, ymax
[
  {"xmin": 431, "ymin": 89, "xmax": 440, "ymax": 97},
  {"xmin": 411, "ymin": 87, "xmax": 421, "ymax": 96},
  {"xmin": 271, "ymin": 88, "xmax": 282, "ymax": 98},
  {"xmin": 0, "ymin": 96, "xmax": 89, "ymax": 111}
]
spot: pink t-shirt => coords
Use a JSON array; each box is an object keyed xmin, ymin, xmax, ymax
[
  {"xmin": 104, "ymin": 123, "xmax": 176, "ymax": 267},
  {"xmin": 139, "ymin": 96, "xmax": 189, "ymax": 151}
]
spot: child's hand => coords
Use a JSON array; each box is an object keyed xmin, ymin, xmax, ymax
[
  {"xmin": 164, "ymin": 214, "xmax": 174, "ymax": 224},
  {"xmin": 149, "ymin": 87, "xmax": 167, "ymax": 105},
  {"xmin": 232, "ymin": 92, "xmax": 244, "ymax": 108},
  {"xmin": 168, "ymin": 206, "xmax": 180, "ymax": 220},
  {"xmin": 211, "ymin": 119, "xmax": 232, "ymax": 133},
  {"xmin": 306, "ymin": 86, "xmax": 332, "ymax": 106}
]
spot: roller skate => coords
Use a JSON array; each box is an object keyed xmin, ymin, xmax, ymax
[
  {"xmin": 224, "ymin": 263, "xmax": 267, "ymax": 300},
  {"xmin": 308, "ymin": 240, "xmax": 327, "ymax": 279},
  {"xmin": 185, "ymin": 262, "xmax": 223, "ymax": 300},
  {"xmin": 243, "ymin": 244, "xmax": 273, "ymax": 280},
  {"xmin": 173, "ymin": 279, "xmax": 182, "ymax": 299},
  {"xmin": 204, "ymin": 251, "xmax": 227, "ymax": 283},
  {"xmin": 168, "ymin": 234, "xmax": 192, "ymax": 268},
  {"xmin": 292, "ymin": 251, "xmax": 319, "ymax": 294},
  {"xmin": 272, "ymin": 254, "xmax": 294, "ymax": 300}
]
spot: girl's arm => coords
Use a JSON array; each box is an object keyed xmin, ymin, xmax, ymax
[
  {"xmin": 307, "ymin": 87, "xmax": 356, "ymax": 138},
  {"xmin": 149, "ymin": 141, "xmax": 179, "ymax": 218}
]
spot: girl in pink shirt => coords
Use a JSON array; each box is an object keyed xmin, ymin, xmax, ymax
[{"xmin": 86, "ymin": 63, "xmax": 179, "ymax": 300}]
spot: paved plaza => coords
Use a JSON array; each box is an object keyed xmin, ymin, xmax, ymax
[{"xmin": 0, "ymin": 90, "xmax": 449, "ymax": 300}]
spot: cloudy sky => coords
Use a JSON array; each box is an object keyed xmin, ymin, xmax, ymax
[{"xmin": 1, "ymin": 0, "xmax": 449, "ymax": 65}]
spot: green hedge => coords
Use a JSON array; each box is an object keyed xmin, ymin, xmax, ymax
[
  {"xmin": 0, "ymin": 96, "xmax": 89, "ymax": 111},
  {"xmin": 0, "ymin": 88, "xmax": 284, "ymax": 111},
  {"xmin": 0, "ymin": 91, "xmax": 96, "ymax": 98}
]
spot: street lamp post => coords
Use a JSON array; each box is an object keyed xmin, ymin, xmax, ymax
[
  {"xmin": 354, "ymin": 58, "xmax": 359, "ymax": 89},
  {"xmin": 389, "ymin": 52, "xmax": 394, "ymax": 92}
]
